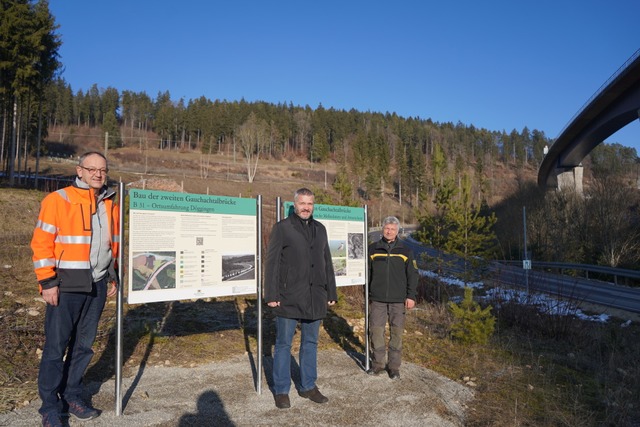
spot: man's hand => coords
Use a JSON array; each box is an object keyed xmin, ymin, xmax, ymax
[
  {"xmin": 405, "ymin": 298, "xmax": 415, "ymax": 309},
  {"xmin": 42, "ymin": 287, "xmax": 59, "ymax": 306},
  {"xmin": 267, "ymin": 301, "xmax": 280, "ymax": 307},
  {"xmin": 107, "ymin": 281, "xmax": 117, "ymax": 297}
]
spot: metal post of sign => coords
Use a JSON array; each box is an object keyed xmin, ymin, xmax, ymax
[
  {"xmin": 258, "ymin": 196, "xmax": 281, "ymax": 388},
  {"xmin": 363, "ymin": 205, "xmax": 370, "ymax": 371},
  {"xmin": 115, "ymin": 182, "xmax": 125, "ymax": 416},
  {"xmin": 276, "ymin": 196, "xmax": 281, "ymax": 222},
  {"xmin": 256, "ymin": 195, "xmax": 262, "ymax": 394},
  {"xmin": 523, "ymin": 206, "xmax": 529, "ymax": 294}
]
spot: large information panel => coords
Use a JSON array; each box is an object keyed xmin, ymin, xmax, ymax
[
  {"xmin": 127, "ymin": 189, "xmax": 257, "ymax": 304},
  {"xmin": 285, "ymin": 202, "xmax": 366, "ymax": 287}
]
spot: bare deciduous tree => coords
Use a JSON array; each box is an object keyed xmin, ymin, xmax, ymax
[
  {"xmin": 587, "ymin": 179, "xmax": 640, "ymax": 267},
  {"xmin": 236, "ymin": 112, "xmax": 269, "ymax": 183}
]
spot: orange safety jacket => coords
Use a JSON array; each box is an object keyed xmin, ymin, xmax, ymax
[{"xmin": 31, "ymin": 182, "xmax": 120, "ymax": 293}]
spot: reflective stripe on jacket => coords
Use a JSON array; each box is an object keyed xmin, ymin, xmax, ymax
[{"xmin": 31, "ymin": 182, "xmax": 120, "ymax": 293}]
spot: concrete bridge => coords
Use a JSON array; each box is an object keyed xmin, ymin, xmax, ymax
[{"xmin": 538, "ymin": 49, "xmax": 640, "ymax": 190}]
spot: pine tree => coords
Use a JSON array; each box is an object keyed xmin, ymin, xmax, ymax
[
  {"xmin": 431, "ymin": 143, "xmax": 447, "ymax": 191},
  {"xmin": 333, "ymin": 167, "xmax": 356, "ymax": 206},
  {"xmin": 448, "ymin": 286, "xmax": 495, "ymax": 345},
  {"xmin": 103, "ymin": 111, "xmax": 121, "ymax": 149},
  {"xmin": 444, "ymin": 174, "xmax": 498, "ymax": 281},
  {"xmin": 415, "ymin": 178, "xmax": 455, "ymax": 250},
  {"xmin": 416, "ymin": 173, "xmax": 497, "ymax": 286},
  {"xmin": 310, "ymin": 131, "xmax": 329, "ymax": 163},
  {"xmin": 1, "ymin": 0, "xmax": 61, "ymax": 184}
]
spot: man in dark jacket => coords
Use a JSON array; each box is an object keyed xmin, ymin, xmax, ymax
[
  {"xmin": 367, "ymin": 216, "xmax": 418, "ymax": 379},
  {"xmin": 264, "ymin": 188, "xmax": 338, "ymax": 409}
]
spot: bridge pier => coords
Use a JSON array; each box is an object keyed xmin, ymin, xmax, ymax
[{"xmin": 556, "ymin": 165, "xmax": 583, "ymax": 195}]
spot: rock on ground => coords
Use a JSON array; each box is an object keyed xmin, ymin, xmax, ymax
[{"xmin": 0, "ymin": 350, "xmax": 473, "ymax": 427}]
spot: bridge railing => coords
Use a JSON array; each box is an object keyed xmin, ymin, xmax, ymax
[
  {"xmin": 554, "ymin": 48, "xmax": 640, "ymax": 142},
  {"xmin": 498, "ymin": 260, "xmax": 640, "ymax": 286}
]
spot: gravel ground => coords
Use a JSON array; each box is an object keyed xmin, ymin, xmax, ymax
[{"xmin": 0, "ymin": 350, "xmax": 473, "ymax": 427}]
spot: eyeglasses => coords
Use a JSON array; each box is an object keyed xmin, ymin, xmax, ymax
[{"xmin": 79, "ymin": 166, "xmax": 109, "ymax": 175}]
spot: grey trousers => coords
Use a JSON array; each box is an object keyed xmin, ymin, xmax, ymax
[{"xmin": 369, "ymin": 301, "xmax": 406, "ymax": 371}]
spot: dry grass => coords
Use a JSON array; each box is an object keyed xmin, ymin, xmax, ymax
[
  {"xmin": 2, "ymin": 143, "xmax": 640, "ymax": 425},
  {"xmin": 0, "ymin": 189, "xmax": 45, "ymax": 411}
]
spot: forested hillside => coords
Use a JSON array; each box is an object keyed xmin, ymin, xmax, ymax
[{"xmin": 2, "ymin": 0, "xmax": 639, "ymax": 269}]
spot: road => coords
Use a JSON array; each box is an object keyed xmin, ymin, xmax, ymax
[
  {"xmin": 400, "ymin": 235, "xmax": 640, "ymax": 315},
  {"xmin": 490, "ymin": 264, "xmax": 640, "ymax": 314}
]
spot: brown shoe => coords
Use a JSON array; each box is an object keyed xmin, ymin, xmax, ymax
[
  {"xmin": 366, "ymin": 367, "xmax": 386, "ymax": 376},
  {"xmin": 274, "ymin": 394, "xmax": 290, "ymax": 409},
  {"xmin": 298, "ymin": 386, "xmax": 328, "ymax": 404},
  {"xmin": 275, "ymin": 394, "xmax": 291, "ymax": 409}
]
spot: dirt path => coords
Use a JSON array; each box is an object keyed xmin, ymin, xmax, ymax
[{"xmin": 0, "ymin": 350, "xmax": 473, "ymax": 426}]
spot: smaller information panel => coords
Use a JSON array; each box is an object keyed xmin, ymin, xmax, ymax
[
  {"xmin": 285, "ymin": 202, "xmax": 366, "ymax": 287},
  {"xmin": 128, "ymin": 189, "xmax": 257, "ymax": 304}
]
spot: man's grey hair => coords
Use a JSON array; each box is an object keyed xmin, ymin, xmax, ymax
[
  {"xmin": 294, "ymin": 187, "xmax": 314, "ymax": 201},
  {"xmin": 382, "ymin": 216, "xmax": 400, "ymax": 227},
  {"xmin": 78, "ymin": 151, "xmax": 108, "ymax": 166}
]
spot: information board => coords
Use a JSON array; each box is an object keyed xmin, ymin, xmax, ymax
[{"xmin": 128, "ymin": 189, "xmax": 257, "ymax": 304}]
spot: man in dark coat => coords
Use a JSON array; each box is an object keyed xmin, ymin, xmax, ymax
[
  {"xmin": 264, "ymin": 188, "xmax": 338, "ymax": 409},
  {"xmin": 367, "ymin": 216, "xmax": 418, "ymax": 380}
]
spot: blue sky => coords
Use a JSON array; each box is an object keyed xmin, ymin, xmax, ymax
[{"xmin": 48, "ymin": 1, "xmax": 640, "ymax": 150}]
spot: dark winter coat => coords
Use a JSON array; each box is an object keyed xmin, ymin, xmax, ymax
[
  {"xmin": 368, "ymin": 238, "xmax": 418, "ymax": 303},
  {"xmin": 264, "ymin": 213, "xmax": 338, "ymax": 320}
]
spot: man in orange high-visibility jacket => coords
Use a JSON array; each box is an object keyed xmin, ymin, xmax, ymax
[{"xmin": 31, "ymin": 152, "xmax": 119, "ymax": 427}]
